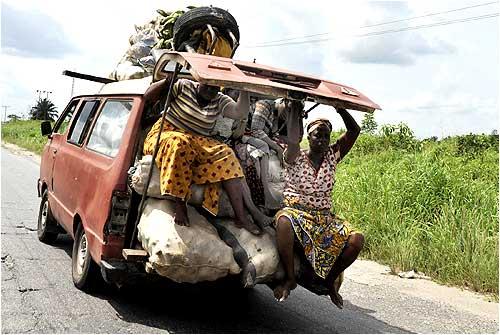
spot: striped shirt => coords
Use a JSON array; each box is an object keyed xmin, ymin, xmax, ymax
[
  {"xmin": 250, "ymin": 100, "xmax": 276, "ymax": 141},
  {"xmin": 165, "ymin": 79, "xmax": 235, "ymax": 136},
  {"xmin": 250, "ymin": 99, "xmax": 287, "ymax": 141}
]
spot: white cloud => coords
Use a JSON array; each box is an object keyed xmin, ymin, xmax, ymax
[
  {"xmin": 339, "ymin": 33, "xmax": 455, "ymax": 65},
  {"xmin": 0, "ymin": 0, "xmax": 497, "ymax": 139},
  {"xmin": 1, "ymin": 3, "xmax": 79, "ymax": 58}
]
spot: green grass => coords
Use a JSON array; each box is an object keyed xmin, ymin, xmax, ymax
[
  {"xmin": 1, "ymin": 120, "xmax": 50, "ymax": 155},
  {"xmin": 2, "ymin": 120, "xmax": 498, "ymax": 295},
  {"xmin": 332, "ymin": 135, "xmax": 498, "ymax": 295}
]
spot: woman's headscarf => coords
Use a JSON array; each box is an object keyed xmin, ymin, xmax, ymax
[{"xmin": 306, "ymin": 118, "xmax": 332, "ymax": 134}]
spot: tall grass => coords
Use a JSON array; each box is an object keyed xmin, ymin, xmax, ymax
[
  {"xmin": 1, "ymin": 120, "xmax": 50, "ymax": 155},
  {"xmin": 333, "ymin": 133, "xmax": 498, "ymax": 294}
]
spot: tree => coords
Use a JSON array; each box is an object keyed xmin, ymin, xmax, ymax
[
  {"xmin": 361, "ymin": 112, "xmax": 378, "ymax": 134},
  {"xmin": 30, "ymin": 98, "xmax": 58, "ymax": 121},
  {"xmin": 7, "ymin": 114, "xmax": 20, "ymax": 121}
]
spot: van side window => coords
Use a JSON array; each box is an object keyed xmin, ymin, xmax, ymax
[
  {"xmin": 68, "ymin": 100, "xmax": 99, "ymax": 145},
  {"xmin": 86, "ymin": 100, "xmax": 133, "ymax": 157},
  {"xmin": 53, "ymin": 100, "xmax": 79, "ymax": 134}
]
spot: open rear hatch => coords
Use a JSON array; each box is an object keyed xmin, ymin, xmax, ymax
[{"xmin": 153, "ymin": 51, "xmax": 381, "ymax": 113}]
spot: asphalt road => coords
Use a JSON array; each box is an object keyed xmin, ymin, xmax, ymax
[{"xmin": 1, "ymin": 145, "xmax": 498, "ymax": 333}]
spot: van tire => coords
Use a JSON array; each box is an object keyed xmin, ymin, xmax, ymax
[
  {"xmin": 173, "ymin": 6, "xmax": 240, "ymax": 51},
  {"xmin": 72, "ymin": 223, "xmax": 102, "ymax": 291},
  {"xmin": 37, "ymin": 191, "xmax": 59, "ymax": 244}
]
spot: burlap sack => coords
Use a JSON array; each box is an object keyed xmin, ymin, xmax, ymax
[
  {"xmin": 138, "ymin": 198, "xmax": 241, "ymax": 283},
  {"xmin": 210, "ymin": 219, "xmax": 280, "ymax": 287}
]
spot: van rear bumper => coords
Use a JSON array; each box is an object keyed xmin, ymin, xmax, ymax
[{"xmin": 100, "ymin": 259, "xmax": 150, "ymax": 286}]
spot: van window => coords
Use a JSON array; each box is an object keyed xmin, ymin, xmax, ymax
[
  {"xmin": 53, "ymin": 100, "xmax": 79, "ymax": 134},
  {"xmin": 68, "ymin": 100, "xmax": 99, "ymax": 145},
  {"xmin": 86, "ymin": 100, "xmax": 133, "ymax": 157}
]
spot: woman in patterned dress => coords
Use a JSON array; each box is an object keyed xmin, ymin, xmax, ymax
[{"xmin": 273, "ymin": 103, "xmax": 365, "ymax": 308}]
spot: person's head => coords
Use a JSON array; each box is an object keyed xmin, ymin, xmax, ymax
[
  {"xmin": 198, "ymin": 83, "xmax": 221, "ymax": 101},
  {"xmin": 222, "ymin": 87, "xmax": 240, "ymax": 102},
  {"xmin": 307, "ymin": 118, "xmax": 332, "ymax": 153}
]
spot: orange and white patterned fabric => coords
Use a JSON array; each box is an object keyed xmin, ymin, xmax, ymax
[
  {"xmin": 275, "ymin": 204, "xmax": 351, "ymax": 279},
  {"xmin": 143, "ymin": 120, "xmax": 244, "ymax": 215},
  {"xmin": 283, "ymin": 142, "xmax": 342, "ymax": 210}
]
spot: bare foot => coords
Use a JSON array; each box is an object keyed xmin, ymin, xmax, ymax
[
  {"xmin": 329, "ymin": 286, "xmax": 343, "ymax": 309},
  {"xmin": 273, "ymin": 279, "xmax": 297, "ymax": 301},
  {"xmin": 174, "ymin": 200, "xmax": 189, "ymax": 226},
  {"xmin": 234, "ymin": 217, "xmax": 261, "ymax": 235},
  {"xmin": 252, "ymin": 211, "xmax": 274, "ymax": 228}
]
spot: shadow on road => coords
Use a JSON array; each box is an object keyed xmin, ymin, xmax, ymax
[
  {"xmin": 51, "ymin": 234, "xmax": 73, "ymax": 258},
  {"xmin": 103, "ymin": 279, "xmax": 412, "ymax": 333},
  {"xmin": 50, "ymin": 235, "xmax": 411, "ymax": 334}
]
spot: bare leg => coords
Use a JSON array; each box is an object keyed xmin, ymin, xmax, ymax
[
  {"xmin": 274, "ymin": 216, "xmax": 297, "ymax": 301},
  {"xmin": 325, "ymin": 233, "xmax": 364, "ymax": 309},
  {"xmin": 241, "ymin": 181, "xmax": 274, "ymax": 228},
  {"xmin": 174, "ymin": 198, "xmax": 189, "ymax": 226},
  {"xmin": 222, "ymin": 178, "xmax": 261, "ymax": 235}
]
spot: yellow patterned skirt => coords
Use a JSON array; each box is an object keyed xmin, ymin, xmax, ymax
[
  {"xmin": 275, "ymin": 199, "xmax": 352, "ymax": 279},
  {"xmin": 143, "ymin": 119, "xmax": 244, "ymax": 215}
]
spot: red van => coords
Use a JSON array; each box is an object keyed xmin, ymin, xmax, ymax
[{"xmin": 37, "ymin": 51, "xmax": 380, "ymax": 291}]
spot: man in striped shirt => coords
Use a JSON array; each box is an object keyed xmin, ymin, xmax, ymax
[{"xmin": 143, "ymin": 78, "xmax": 262, "ymax": 235}]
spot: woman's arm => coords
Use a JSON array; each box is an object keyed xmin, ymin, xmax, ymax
[
  {"xmin": 284, "ymin": 101, "xmax": 304, "ymax": 164},
  {"xmin": 222, "ymin": 91, "xmax": 250, "ymax": 120},
  {"xmin": 143, "ymin": 74, "xmax": 173, "ymax": 104},
  {"xmin": 335, "ymin": 108, "xmax": 361, "ymax": 159}
]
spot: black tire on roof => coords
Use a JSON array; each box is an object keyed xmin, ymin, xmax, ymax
[{"xmin": 173, "ymin": 6, "xmax": 240, "ymax": 51}]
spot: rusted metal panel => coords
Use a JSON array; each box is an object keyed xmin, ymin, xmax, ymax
[
  {"xmin": 44, "ymin": 96, "xmax": 144, "ymax": 261},
  {"xmin": 154, "ymin": 51, "xmax": 381, "ymax": 113}
]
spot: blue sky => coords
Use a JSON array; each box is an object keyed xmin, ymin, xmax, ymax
[{"xmin": 1, "ymin": 0, "xmax": 498, "ymax": 138}]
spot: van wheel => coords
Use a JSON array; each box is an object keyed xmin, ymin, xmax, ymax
[
  {"xmin": 72, "ymin": 224, "xmax": 102, "ymax": 291},
  {"xmin": 37, "ymin": 191, "xmax": 59, "ymax": 244}
]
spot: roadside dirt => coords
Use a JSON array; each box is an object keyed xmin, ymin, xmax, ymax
[
  {"xmin": 1, "ymin": 142, "xmax": 41, "ymax": 165},
  {"xmin": 346, "ymin": 259, "xmax": 498, "ymax": 322}
]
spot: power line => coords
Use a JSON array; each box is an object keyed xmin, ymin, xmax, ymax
[
  {"xmin": 243, "ymin": 13, "xmax": 499, "ymax": 48},
  {"xmin": 245, "ymin": 1, "xmax": 499, "ymax": 47}
]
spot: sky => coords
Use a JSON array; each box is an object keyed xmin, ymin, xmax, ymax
[{"xmin": 1, "ymin": 0, "xmax": 498, "ymax": 138}]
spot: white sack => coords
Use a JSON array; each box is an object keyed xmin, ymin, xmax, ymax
[
  {"xmin": 268, "ymin": 153, "xmax": 285, "ymax": 183},
  {"xmin": 211, "ymin": 219, "xmax": 280, "ymax": 287},
  {"xmin": 130, "ymin": 155, "xmax": 164, "ymax": 198},
  {"xmin": 138, "ymin": 198, "xmax": 240, "ymax": 283}
]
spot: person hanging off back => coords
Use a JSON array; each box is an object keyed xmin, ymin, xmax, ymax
[
  {"xmin": 273, "ymin": 102, "xmax": 365, "ymax": 308},
  {"xmin": 142, "ymin": 77, "xmax": 261, "ymax": 235}
]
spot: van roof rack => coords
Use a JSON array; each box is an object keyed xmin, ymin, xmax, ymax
[{"xmin": 62, "ymin": 70, "xmax": 116, "ymax": 84}]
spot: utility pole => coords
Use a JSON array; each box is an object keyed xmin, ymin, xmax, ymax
[
  {"xmin": 1, "ymin": 105, "xmax": 10, "ymax": 122},
  {"xmin": 70, "ymin": 77, "xmax": 75, "ymax": 98},
  {"xmin": 36, "ymin": 90, "xmax": 53, "ymax": 100}
]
